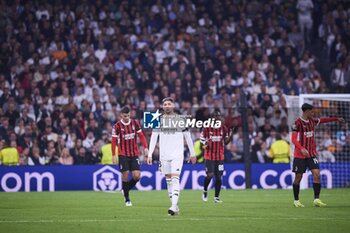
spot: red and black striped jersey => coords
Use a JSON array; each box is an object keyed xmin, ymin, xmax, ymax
[
  {"xmin": 292, "ymin": 117, "xmax": 320, "ymax": 158},
  {"xmin": 112, "ymin": 119, "xmax": 142, "ymax": 157},
  {"xmin": 200, "ymin": 125, "xmax": 228, "ymax": 161}
]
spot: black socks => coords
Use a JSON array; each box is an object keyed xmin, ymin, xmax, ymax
[
  {"xmin": 293, "ymin": 184, "xmax": 300, "ymax": 200},
  {"xmin": 313, "ymin": 183, "xmax": 321, "ymax": 199}
]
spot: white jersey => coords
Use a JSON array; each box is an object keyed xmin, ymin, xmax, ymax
[{"xmin": 148, "ymin": 130, "xmax": 195, "ymax": 160}]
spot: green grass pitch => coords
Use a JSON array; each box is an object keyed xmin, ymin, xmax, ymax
[{"xmin": 0, "ymin": 189, "xmax": 350, "ymax": 233}]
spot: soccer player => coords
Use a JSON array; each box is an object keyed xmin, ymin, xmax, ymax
[
  {"xmin": 111, "ymin": 106, "xmax": 148, "ymax": 206},
  {"xmin": 291, "ymin": 103, "xmax": 345, "ymax": 207},
  {"xmin": 147, "ymin": 97, "xmax": 197, "ymax": 216},
  {"xmin": 200, "ymin": 110, "xmax": 234, "ymax": 203}
]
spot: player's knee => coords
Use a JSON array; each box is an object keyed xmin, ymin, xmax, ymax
[
  {"xmin": 294, "ymin": 174, "xmax": 303, "ymax": 184},
  {"xmin": 133, "ymin": 174, "xmax": 141, "ymax": 181},
  {"xmin": 122, "ymin": 172, "xmax": 129, "ymax": 181},
  {"xmin": 293, "ymin": 180, "xmax": 301, "ymax": 185},
  {"xmin": 206, "ymin": 173, "xmax": 214, "ymax": 179},
  {"xmin": 313, "ymin": 172, "xmax": 320, "ymax": 181},
  {"xmin": 171, "ymin": 175, "xmax": 180, "ymax": 180}
]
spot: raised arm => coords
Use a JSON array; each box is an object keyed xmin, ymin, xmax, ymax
[{"xmin": 318, "ymin": 117, "xmax": 345, "ymax": 124}]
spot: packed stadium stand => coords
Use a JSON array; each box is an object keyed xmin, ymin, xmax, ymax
[{"xmin": 0, "ymin": 0, "xmax": 349, "ymax": 165}]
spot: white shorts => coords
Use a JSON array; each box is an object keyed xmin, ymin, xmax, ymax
[{"xmin": 159, "ymin": 159, "xmax": 183, "ymax": 175}]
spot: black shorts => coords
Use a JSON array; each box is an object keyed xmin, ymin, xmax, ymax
[
  {"xmin": 118, "ymin": 156, "xmax": 140, "ymax": 172},
  {"xmin": 205, "ymin": 160, "xmax": 224, "ymax": 176},
  {"xmin": 292, "ymin": 157, "xmax": 320, "ymax": 174}
]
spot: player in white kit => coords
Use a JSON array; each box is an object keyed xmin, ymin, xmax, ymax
[{"xmin": 147, "ymin": 97, "xmax": 197, "ymax": 216}]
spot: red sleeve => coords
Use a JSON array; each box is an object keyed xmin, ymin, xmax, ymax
[
  {"xmin": 112, "ymin": 137, "xmax": 117, "ymax": 156},
  {"xmin": 134, "ymin": 120, "xmax": 142, "ymax": 133},
  {"xmin": 134, "ymin": 120, "xmax": 147, "ymax": 148},
  {"xmin": 291, "ymin": 120, "xmax": 303, "ymax": 150},
  {"xmin": 291, "ymin": 132, "xmax": 303, "ymax": 150},
  {"xmin": 319, "ymin": 117, "xmax": 338, "ymax": 124},
  {"xmin": 138, "ymin": 131, "xmax": 148, "ymax": 148},
  {"xmin": 111, "ymin": 123, "xmax": 119, "ymax": 156}
]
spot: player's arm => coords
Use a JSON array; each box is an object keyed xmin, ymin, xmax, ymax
[
  {"xmin": 111, "ymin": 125, "xmax": 119, "ymax": 164},
  {"xmin": 135, "ymin": 120, "xmax": 149, "ymax": 155},
  {"xmin": 199, "ymin": 128, "xmax": 208, "ymax": 149},
  {"xmin": 184, "ymin": 129, "xmax": 196, "ymax": 164},
  {"xmin": 224, "ymin": 127, "xmax": 234, "ymax": 145},
  {"xmin": 318, "ymin": 117, "xmax": 345, "ymax": 124},
  {"xmin": 291, "ymin": 122, "xmax": 309, "ymax": 156},
  {"xmin": 138, "ymin": 131, "xmax": 148, "ymax": 152},
  {"xmin": 147, "ymin": 131, "xmax": 159, "ymax": 165}
]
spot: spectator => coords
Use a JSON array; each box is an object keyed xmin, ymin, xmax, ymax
[
  {"xmin": 89, "ymin": 143, "xmax": 102, "ymax": 164},
  {"xmin": 58, "ymin": 148, "xmax": 74, "ymax": 165},
  {"xmin": 74, "ymin": 147, "xmax": 89, "ymax": 165},
  {"xmin": 28, "ymin": 145, "xmax": 45, "ymax": 165},
  {"xmin": 225, "ymin": 143, "xmax": 243, "ymax": 163},
  {"xmin": 0, "ymin": 118, "xmax": 11, "ymax": 142},
  {"xmin": 330, "ymin": 63, "xmax": 347, "ymax": 92},
  {"xmin": 101, "ymin": 139, "xmax": 114, "ymax": 165},
  {"xmin": 5, "ymin": 103, "xmax": 20, "ymax": 128},
  {"xmin": 0, "ymin": 141, "xmax": 19, "ymax": 166},
  {"xmin": 252, "ymin": 140, "xmax": 270, "ymax": 164},
  {"xmin": 114, "ymin": 53, "xmax": 132, "ymax": 71},
  {"xmin": 269, "ymin": 135, "xmax": 290, "ymax": 163},
  {"xmin": 318, "ymin": 146, "xmax": 336, "ymax": 163},
  {"xmin": 83, "ymin": 131, "xmax": 95, "ymax": 151},
  {"xmin": 296, "ymin": 0, "xmax": 314, "ymax": 43}
]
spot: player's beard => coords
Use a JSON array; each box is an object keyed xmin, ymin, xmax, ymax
[{"xmin": 164, "ymin": 108, "xmax": 174, "ymax": 115}]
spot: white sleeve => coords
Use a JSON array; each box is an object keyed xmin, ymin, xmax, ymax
[
  {"xmin": 184, "ymin": 131, "xmax": 195, "ymax": 157},
  {"xmin": 199, "ymin": 130, "xmax": 206, "ymax": 144},
  {"xmin": 148, "ymin": 131, "xmax": 159, "ymax": 157}
]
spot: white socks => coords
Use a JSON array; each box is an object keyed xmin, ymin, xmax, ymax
[
  {"xmin": 166, "ymin": 178, "xmax": 172, "ymax": 202},
  {"xmin": 171, "ymin": 176, "xmax": 180, "ymax": 209}
]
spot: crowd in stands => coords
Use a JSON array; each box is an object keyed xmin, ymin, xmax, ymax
[{"xmin": 0, "ymin": 0, "xmax": 349, "ymax": 166}]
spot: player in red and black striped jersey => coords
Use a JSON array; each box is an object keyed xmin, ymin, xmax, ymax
[
  {"xmin": 111, "ymin": 106, "xmax": 148, "ymax": 206},
  {"xmin": 200, "ymin": 110, "xmax": 234, "ymax": 203},
  {"xmin": 291, "ymin": 103, "xmax": 345, "ymax": 207}
]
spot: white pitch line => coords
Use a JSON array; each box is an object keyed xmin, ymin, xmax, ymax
[{"xmin": 0, "ymin": 217, "xmax": 349, "ymax": 223}]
